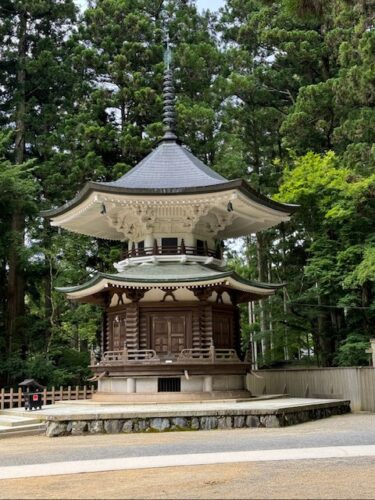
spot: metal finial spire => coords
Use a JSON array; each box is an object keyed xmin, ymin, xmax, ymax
[{"xmin": 161, "ymin": 33, "xmax": 177, "ymax": 142}]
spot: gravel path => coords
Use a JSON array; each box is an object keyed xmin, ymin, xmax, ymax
[
  {"xmin": 0, "ymin": 413, "xmax": 374, "ymax": 467},
  {"xmin": 0, "ymin": 457, "xmax": 374, "ymax": 499}
]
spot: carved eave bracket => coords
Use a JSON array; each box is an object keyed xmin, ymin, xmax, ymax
[
  {"xmin": 188, "ymin": 286, "xmax": 215, "ymax": 301},
  {"xmin": 123, "ymin": 288, "xmax": 149, "ymax": 303}
]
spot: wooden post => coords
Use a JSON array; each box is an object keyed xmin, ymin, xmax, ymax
[
  {"xmin": 59, "ymin": 385, "xmax": 63, "ymax": 401},
  {"xmin": 43, "ymin": 388, "xmax": 47, "ymax": 406},
  {"xmin": 1, "ymin": 388, "xmax": 4, "ymax": 410},
  {"xmin": 17, "ymin": 387, "xmax": 22, "ymax": 407},
  {"xmin": 67, "ymin": 386, "xmax": 71, "ymax": 400},
  {"xmin": 51, "ymin": 386, "xmax": 55, "ymax": 405},
  {"xmin": 180, "ymin": 239, "xmax": 186, "ymax": 254},
  {"xmin": 9, "ymin": 388, "xmax": 13, "ymax": 409},
  {"xmin": 209, "ymin": 342, "xmax": 215, "ymax": 363},
  {"xmin": 75, "ymin": 385, "xmax": 79, "ymax": 400},
  {"xmin": 83, "ymin": 385, "xmax": 87, "ymax": 400},
  {"xmin": 365, "ymin": 339, "xmax": 375, "ymax": 367},
  {"xmin": 153, "ymin": 239, "xmax": 158, "ymax": 255},
  {"xmin": 123, "ymin": 344, "xmax": 129, "ymax": 361},
  {"xmin": 91, "ymin": 384, "xmax": 95, "ymax": 398}
]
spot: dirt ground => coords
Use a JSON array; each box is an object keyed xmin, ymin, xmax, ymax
[{"xmin": 1, "ymin": 457, "xmax": 374, "ymax": 499}]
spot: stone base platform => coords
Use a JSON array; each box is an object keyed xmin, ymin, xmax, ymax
[
  {"xmin": 7, "ymin": 397, "xmax": 349, "ymax": 437},
  {"xmin": 90, "ymin": 390, "xmax": 254, "ymax": 404}
]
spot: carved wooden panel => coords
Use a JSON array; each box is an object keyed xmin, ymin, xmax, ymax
[
  {"xmin": 148, "ymin": 311, "xmax": 192, "ymax": 354},
  {"xmin": 212, "ymin": 309, "xmax": 235, "ymax": 349}
]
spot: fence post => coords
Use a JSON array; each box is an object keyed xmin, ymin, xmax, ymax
[
  {"xmin": 17, "ymin": 387, "xmax": 22, "ymax": 407},
  {"xmin": 83, "ymin": 385, "xmax": 87, "ymax": 400},
  {"xmin": 9, "ymin": 388, "xmax": 13, "ymax": 409},
  {"xmin": 67, "ymin": 386, "xmax": 71, "ymax": 400},
  {"xmin": 75, "ymin": 386, "xmax": 79, "ymax": 400},
  {"xmin": 43, "ymin": 388, "xmax": 47, "ymax": 406},
  {"xmin": 1, "ymin": 388, "xmax": 4, "ymax": 410},
  {"xmin": 91, "ymin": 384, "xmax": 95, "ymax": 397},
  {"xmin": 59, "ymin": 385, "xmax": 63, "ymax": 401},
  {"xmin": 51, "ymin": 386, "xmax": 55, "ymax": 405}
]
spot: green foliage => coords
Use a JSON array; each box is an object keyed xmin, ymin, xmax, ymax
[{"xmin": 334, "ymin": 334, "xmax": 371, "ymax": 367}]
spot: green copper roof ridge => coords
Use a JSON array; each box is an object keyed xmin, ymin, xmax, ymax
[{"xmin": 56, "ymin": 267, "xmax": 284, "ymax": 294}]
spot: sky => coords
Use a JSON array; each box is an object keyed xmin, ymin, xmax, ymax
[{"xmin": 76, "ymin": 0, "xmax": 225, "ymax": 12}]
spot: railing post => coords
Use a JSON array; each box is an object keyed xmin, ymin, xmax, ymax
[
  {"xmin": 180, "ymin": 239, "xmax": 186, "ymax": 254},
  {"xmin": 43, "ymin": 388, "xmax": 47, "ymax": 406},
  {"xmin": 75, "ymin": 385, "xmax": 79, "ymax": 400},
  {"xmin": 51, "ymin": 386, "xmax": 55, "ymax": 404},
  {"xmin": 123, "ymin": 344, "xmax": 129, "ymax": 362},
  {"xmin": 59, "ymin": 385, "xmax": 63, "ymax": 401},
  {"xmin": 0, "ymin": 388, "xmax": 4, "ymax": 410},
  {"xmin": 9, "ymin": 388, "xmax": 13, "ymax": 409},
  {"xmin": 17, "ymin": 387, "xmax": 22, "ymax": 407},
  {"xmin": 67, "ymin": 385, "xmax": 71, "ymax": 400},
  {"xmin": 83, "ymin": 385, "xmax": 87, "ymax": 400},
  {"xmin": 209, "ymin": 343, "xmax": 215, "ymax": 363},
  {"xmin": 153, "ymin": 239, "xmax": 158, "ymax": 255}
]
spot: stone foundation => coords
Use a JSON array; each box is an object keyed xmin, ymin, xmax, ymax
[
  {"xmin": 98, "ymin": 374, "xmax": 245, "ymax": 394},
  {"xmin": 45, "ymin": 401, "xmax": 350, "ymax": 437}
]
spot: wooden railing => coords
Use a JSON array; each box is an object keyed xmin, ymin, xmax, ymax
[
  {"xmin": 177, "ymin": 348, "xmax": 212, "ymax": 361},
  {"xmin": 122, "ymin": 243, "xmax": 221, "ymax": 260},
  {"xmin": 215, "ymin": 349, "xmax": 240, "ymax": 361},
  {"xmin": 101, "ymin": 349, "xmax": 160, "ymax": 364},
  {"xmin": 98, "ymin": 347, "xmax": 241, "ymax": 365},
  {"xmin": 177, "ymin": 347, "xmax": 240, "ymax": 363},
  {"xmin": 0, "ymin": 385, "xmax": 95, "ymax": 410}
]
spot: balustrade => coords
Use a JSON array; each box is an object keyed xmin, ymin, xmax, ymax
[
  {"xmin": 121, "ymin": 243, "xmax": 221, "ymax": 260},
  {"xmin": 99, "ymin": 347, "xmax": 240, "ymax": 365}
]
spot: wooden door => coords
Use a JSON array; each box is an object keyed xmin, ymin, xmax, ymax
[
  {"xmin": 213, "ymin": 312, "xmax": 233, "ymax": 349},
  {"xmin": 151, "ymin": 314, "xmax": 187, "ymax": 354}
]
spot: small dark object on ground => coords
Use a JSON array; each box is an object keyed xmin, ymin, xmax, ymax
[{"xmin": 19, "ymin": 379, "xmax": 44, "ymax": 411}]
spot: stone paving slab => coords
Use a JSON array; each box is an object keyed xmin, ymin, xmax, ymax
[
  {"xmin": 5, "ymin": 397, "xmax": 350, "ymax": 421},
  {"xmin": 4, "ymin": 397, "xmax": 350, "ymax": 421}
]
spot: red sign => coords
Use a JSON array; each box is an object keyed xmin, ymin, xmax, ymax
[{"xmin": 32, "ymin": 394, "xmax": 39, "ymax": 401}]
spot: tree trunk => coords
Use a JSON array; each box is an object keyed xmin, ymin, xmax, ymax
[
  {"xmin": 6, "ymin": 9, "xmax": 27, "ymax": 354},
  {"xmin": 280, "ymin": 225, "xmax": 290, "ymax": 360},
  {"xmin": 256, "ymin": 232, "xmax": 268, "ymax": 362}
]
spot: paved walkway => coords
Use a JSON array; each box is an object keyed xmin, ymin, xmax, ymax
[{"xmin": 1, "ymin": 445, "xmax": 375, "ymax": 480}]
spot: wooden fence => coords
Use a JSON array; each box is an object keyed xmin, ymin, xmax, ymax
[
  {"xmin": 246, "ymin": 367, "xmax": 375, "ymax": 412},
  {"xmin": 0, "ymin": 385, "xmax": 95, "ymax": 410}
]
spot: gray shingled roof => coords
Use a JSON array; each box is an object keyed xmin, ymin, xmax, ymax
[{"xmin": 102, "ymin": 141, "xmax": 227, "ymax": 189}]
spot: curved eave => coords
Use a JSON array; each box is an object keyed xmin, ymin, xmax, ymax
[
  {"xmin": 57, "ymin": 270, "xmax": 283, "ymax": 302},
  {"xmin": 41, "ymin": 179, "xmax": 297, "ymax": 220}
]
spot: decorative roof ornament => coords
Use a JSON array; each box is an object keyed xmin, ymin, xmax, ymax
[{"xmin": 161, "ymin": 33, "xmax": 178, "ymax": 142}]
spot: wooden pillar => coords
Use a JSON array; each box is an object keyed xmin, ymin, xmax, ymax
[
  {"xmin": 123, "ymin": 289, "xmax": 148, "ymax": 350},
  {"xmin": 189, "ymin": 287, "xmax": 214, "ymax": 349},
  {"xmin": 234, "ymin": 306, "xmax": 242, "ymax": 360}
]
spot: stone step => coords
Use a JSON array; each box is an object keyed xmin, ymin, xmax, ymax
[
  {"xmin": 0, "ymin": 423, "xmax": 46, "ymax": 439},
  {"xmin": 0, "ymin": 415, "xmax": 42, "ymax": 427},
  {"xmin": 90, "ymin": 390, "xmax": 254, "ymax": 404}
]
